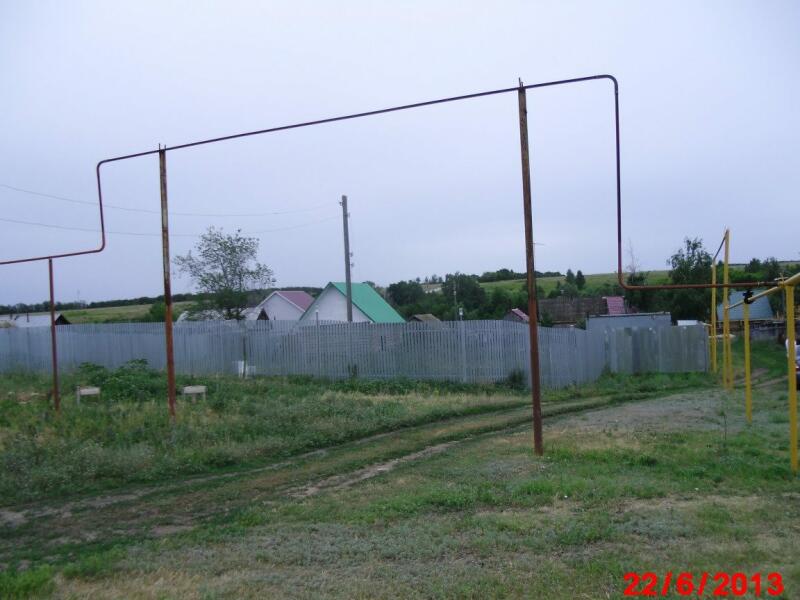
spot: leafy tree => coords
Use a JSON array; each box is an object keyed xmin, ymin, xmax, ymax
[
  {"xmin": 744, "ymin": 258, "xmax": 763, "ymax": 274},
  {"xmin": 762, "ymin": 257, "xmax": 782, "ymax": 282},
  {"xmin": 665, "ymin": 237, "xmax": 712, "ymax": 320},
  {"xmin": 565, "ymin": 269, "xmax": 575, "ymax": 285},
  {"xmin": 575, "ymin": 270, "xmax": 586, "ymax": 290},
  {"xmin": 561, "ymin": 282, "xmax": 579, "ymax": 298},
  {"xmin": 441, "ymin": 273, "xmax": 485, "ymax": 310},
  {"xmin": 174, "ymin": 227, "xmax": 275, "ymax": 320},
  {"xmin": 668, "ymin": 238, "xmax": 712, "ymax": 284},
  {"xmin": 387, "ymin": 280, "xmax": 425, "ymax": 307},
  {"xmin": 624, "ymin": 271, "xmax": 657, "ymax": 313},
  {"xmin": 486, "ymin": 287, "xmax": 513, "ymax": 319}
]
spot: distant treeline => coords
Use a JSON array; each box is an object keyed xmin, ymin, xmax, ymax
[
  {"xmin": 387, "ymin": 268, "xmax": 590, "ymax": 322},
  {"xmin": 389, "ymin": 251, "xmax": 800, "ymax": 323},
  {"xmin": 421, "ymin": 268, "xmax": 562, "ymax": 285},
  {"xmin": 0, "ymin": 287, "xmax": 323, "ymax": 317},
  {"xmin": 4, "ymin": 254, "xmax": 797, "ymax": 324},
  {"xmin": 477, "ymin": 268, "xmax": 563, "ymax": 282}
]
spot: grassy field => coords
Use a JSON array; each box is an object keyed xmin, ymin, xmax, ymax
[
  {"xmin": 59, "ymin": 302, "xmax": 192, "ymax": 324},
  {"xmin": 0, "ymin": 364, "xmax": 708, "ymax": 505},
  {"xmin": 480, "ymin": 270, "xmax": 671, "ymax": 295},
  {"xmin": 1, "ymin": 342, "xmax": 797, "ymax": 598}
]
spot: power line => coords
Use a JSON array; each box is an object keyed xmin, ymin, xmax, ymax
[
  {"xmin": 0, "ymin": 215, "xmax": 340, "ymax": 238},
  {"xmin": 0, "ymin": 182, "xmax": 328, "ymax": 217}
]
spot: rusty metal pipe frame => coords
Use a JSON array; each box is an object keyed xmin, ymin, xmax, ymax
[
  {"xmin": 48, "ymin": 258, "xmax": 61, "ymax": 412},
  {"xmin": 0, "ymin": 153, "xmax": 107, "ymax": 414},
  {"xmin": 0, "ymin": 177, "xmax": 106, "ymax": 266},
  {"xmin": 93, "ymin": 75, "xmax": 777, "ymax": 292},
  {"xmin": 94, "ymin": 74, "xmax": 617, "ymax": 438},
  {"xmin": 729, "ymin": 271, "xmax": 800, "ymax": 309},
  {"xmin": 88, "ymin": 73, "xmax": 781, "ymax": 432}
]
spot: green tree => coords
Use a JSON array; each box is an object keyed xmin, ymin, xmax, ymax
[
  {"xmin": 386, "ymin": 280, "xmax": 425, "ymax": 307},
  {"xmin": 561, "ymin": 282, "xmax": 579, "ymax": 298},
  {"xmin": 575, "ymin": 270, "xmax": 586, "ymax": 290},
  {"xmin": 744, "ymin": 258, "xmax": 763, "ymax": 274},
  {"xmin": 665, "ymin": 237, "xmax": 712, "ymax": 321},
  {"xmin": 565, "ymin": 269, "xmax": 575, "ymax": 285},
  {"xmin": 174, "ymin": 227, "xmax": 275, "ymax": 320},
  {"xmin": 441, "ymin": 273, "xmax": 485, "ymax": 319},
  {"xmin": 762, "ymin": 257, "xmax": 782, "ymax": 281},
  {"xmin": 486, "ymin": 287, "xmax": 513, "ymax": 319},
  {"xmin": 624, "ymin": 271, "xmax": 657, "ymax": 313}
]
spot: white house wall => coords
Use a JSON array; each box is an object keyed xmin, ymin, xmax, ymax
[
  {"xmin": 301, "ymin": 287, "xmax": 371, "ymax": 322},
  {"xmin": 263, "ymin": 294, "xmax": 304, "ymax": 321}
]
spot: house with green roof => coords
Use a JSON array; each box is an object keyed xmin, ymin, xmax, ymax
[{"xmin": 299, "ymin": 282, "xmax": 405, "ymax": 324}]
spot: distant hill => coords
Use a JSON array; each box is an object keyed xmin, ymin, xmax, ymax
[
  {"xmin": 479, "ymin": 271, "xmax": 671, "ymax": 295},
  {"xmin": 19, "ymin": 287, "xmax": 324, "ymax": 324}
]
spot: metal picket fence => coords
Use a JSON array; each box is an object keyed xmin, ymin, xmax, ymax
[{"xmin": 0, "ymin": 320, "xmax": 708, "ymax": 389}]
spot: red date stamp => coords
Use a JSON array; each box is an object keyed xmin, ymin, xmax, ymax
[{"xmin": 623, "ymin": 572, "xmax": 784, "ymax": 597}]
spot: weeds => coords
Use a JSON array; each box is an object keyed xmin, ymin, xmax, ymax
[{"xmin": 0, "ymin": 566, "xmax": 54, "ymax": 599}]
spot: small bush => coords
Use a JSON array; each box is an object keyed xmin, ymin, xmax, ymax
[
  {"xmin": 505, "ymin": 369, "xmax": 526, "ymax": 391},
  {"xmin": 62, "ymin": 547, "xmax": 125, "ymax": 580},
  {"xmin": 76, "ymin": 359, "xmax": 164, "ymax": 401}
]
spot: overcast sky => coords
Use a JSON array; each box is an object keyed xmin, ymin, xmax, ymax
[{"xmin": 1, "ymin": 1, "xmax": 798, "ymax": 305}]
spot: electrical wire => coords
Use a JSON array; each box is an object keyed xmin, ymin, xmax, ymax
[
  {"xmin": 0, "ymin": 215, "xmax": 340, "ymax": 238},
  {"xmin": 0, "ymin": 182, "xmax": 328, "ymax": 217}
]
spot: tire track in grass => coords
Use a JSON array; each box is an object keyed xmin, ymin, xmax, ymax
[
  {"xmin": 0, "ymin": 392, "xmax": 631, "ymax": 521},
  {"xmin": 283, "ymin": 390, "xmax": 675, "ymax": 499},
  {"xmin": 0, "ymin": 388, "xmax": 701, "ymax": 566}
]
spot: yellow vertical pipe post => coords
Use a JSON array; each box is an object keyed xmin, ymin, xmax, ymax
[
  {"xmin": 786, "ymin": 285, "xmax": 797, "ymax": 474},
  {"xmin": 743, "ymin": 300, "xmax": 752, "ymax": 423},
  {"xmin": 711, "ymin": 265, "xmax": 718, "ymax": 374},
  {"xmin": 723, "ymin": 230, "xmax": 732, "ymax": 390}
]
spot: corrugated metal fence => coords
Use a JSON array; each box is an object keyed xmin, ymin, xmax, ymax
[{"xmin": 0, "ymin": 320, "xmax": 708, "ymax": 389}]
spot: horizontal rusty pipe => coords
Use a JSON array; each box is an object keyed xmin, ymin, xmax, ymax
[
  {"xmin": 729, "ymin": 271, "xmax": 800, "ymax": 309},
  {"xmin": 0, "ymin": 166, "xmax": 106, "ymax": 266},
  {"xmin": 91, "ymin": 74, "xmax": 780, "ymax": 292}
]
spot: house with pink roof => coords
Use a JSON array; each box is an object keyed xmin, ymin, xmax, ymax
[{"xmin": 254, "ymin": 290, "xmax": 315, "ymax": 321}]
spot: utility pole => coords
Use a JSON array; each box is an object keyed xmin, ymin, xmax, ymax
[
  {"xmin": 517, "ymin": 79, "xmax": 544, "ymax": 456},
  {"xmin": 159, "ymin": 145, "xmax": 177, "ymax": 420},
  {"xmin": 340, "ymin": 195, "xmax": 353, "ymax": 322}
]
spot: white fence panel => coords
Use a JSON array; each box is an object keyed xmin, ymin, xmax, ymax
[{"xmin": 0, "ymin": 321, "xmax": 709, "ymax": 388}]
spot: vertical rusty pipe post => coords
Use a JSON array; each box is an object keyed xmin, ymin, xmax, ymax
[
  {"xmin": 786, "ymin": 285, "xmax": 797, "ymax": 474},
  {"xmin": 517, "ymin": 81, "xmax": 543, "ymax": 456},
  {"xmin": 723, "ymin": 229, "xmax": 732, "ymax": 390},
  {"xmin": 159, "ymin": 147, "xmax": 177, "ymax": 420},
  {"xmin": 47, "ymin": 258, "xmax": 60, "ymax": 413},
  {"xmin": 710, "ymin": 265, "xmax": 717, "ymax": 374},
  {"xmin": 743, "ymin": 299, "xmax": 752, "ymax": 423}
]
